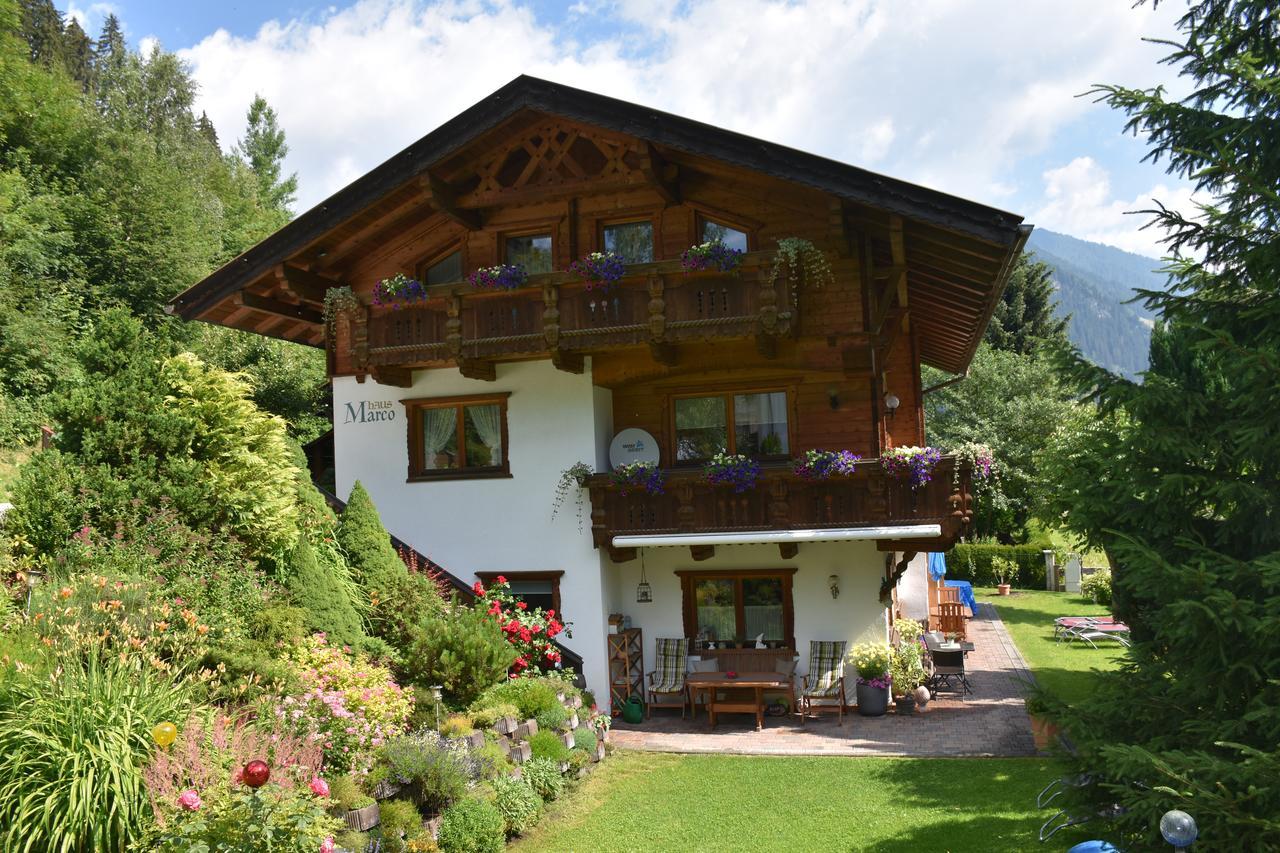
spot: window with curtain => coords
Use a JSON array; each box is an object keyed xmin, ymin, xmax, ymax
[
  {"xmin": 505, "ymin": 234, "xmax": 553, "ymax": 273},
  {"xmin": 405, "ymin": 394, "xmax": 510, "ymax": 479},
  {"xmin": 674, "ymin": 390, "xmax": 790, "ymax": 461},
  {"xmin": 700, "ymin": 218, "xmax": 749, "ymax": 252},
  {"xmin": 679, "ymin": 569, "xmax": 795, "ymax": 649},
  {"xmin": 602, "ymin": 220, "xmax": 654, "ymax": 263}
]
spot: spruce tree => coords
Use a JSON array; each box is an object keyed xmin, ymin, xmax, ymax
[
  {"xmin": 196, "ymin": 111, "xmax": 219, "ymax": 151},
  {"xmin": 985, "ymin": 253, "xmax": 1069, "ymax": 355},
  {"xmin": 235, "ymin": 94, "xmax": 298, "ymax": 214},
  {"xmin": 60, "ymin": 17, "xmax": 92, "ymax": 91},
  {"xmin": 284, "ymin": 535, "xmax": 366, "ymax": 649},
  {"xmin": 17, "ymin": 0, "xmax": 65, "ymax": 68},
  {"xmin": 1042, "ymin": 1, "xmax": 1280, "ymax": 846}
]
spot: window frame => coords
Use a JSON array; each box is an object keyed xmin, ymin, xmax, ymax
[
  {"xmin": 669, "ymin": 385, "xmax": 796, "ymax": 465},
  {"xmin": 401, "ymin": 392, "xmax": 512, "ymax": 482},
  {"xmin": 676, "ymin": 568, "xmax": 797, "ymax": 650},
  {"xmin": 501, "ymin": 227, "xmax": 556, "ymax": 275},
  {"xmin": 475, "ymin": 570, "xmax": 564, "ymax": 617},
  {"xmin": 598, "ymin": 216, "xmax": 658, "ymax": 264},
  {"xmin": 417, "ymin": 244, "xmax": 466, "ymax": 286}
]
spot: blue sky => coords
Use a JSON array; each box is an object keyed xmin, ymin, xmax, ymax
[{"xmin": 69, "ymin": 1, "xmax": 1198, "ymax": 258}]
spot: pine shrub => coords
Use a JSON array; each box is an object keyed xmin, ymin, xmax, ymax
[
  {"xmin": 284, "ymin": 536, "xmax": 366, "ymax": 648},
  {"xmin": 400, "ymin": 605, "xmax": 516, "ymax": 707}
]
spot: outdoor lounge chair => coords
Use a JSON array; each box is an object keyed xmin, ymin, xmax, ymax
[
  {"xmin": 646, "ymin": 637, "xmax": 690, "ymax": 718},
  {"xmin": 799, "ymin": 640, "xmax": 847, "ymax": 726},
  {"xmin": 1054, "ymin": 617, "xmax": 1130, "ymax": 649}
]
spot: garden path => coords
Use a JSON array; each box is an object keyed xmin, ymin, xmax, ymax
[{"xmin": 609, "ymin": 603, "xmax": 1037, "ymax": 757}]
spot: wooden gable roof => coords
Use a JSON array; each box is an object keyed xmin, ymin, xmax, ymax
[{"xmin": 169, "ymin": 75, "xmax": 1030, "ymax": 374}]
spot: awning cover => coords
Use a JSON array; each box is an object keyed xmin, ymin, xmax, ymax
[{"xmin": 612, "ymin": 524, "xmax": 943, "ymax": 549}]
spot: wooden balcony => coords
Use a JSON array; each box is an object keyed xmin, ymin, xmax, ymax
[
  {"xmin": 348, "ymin": 251, "xmax": 794, "ymax": 380},
  {"xmin": 588, "ymin": 456, "xmax": 972, "ymax": 562}
]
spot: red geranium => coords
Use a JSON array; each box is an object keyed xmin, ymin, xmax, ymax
[{"xmin": 473, "ymin": 578, "xmax": 573, "ymax": 677}]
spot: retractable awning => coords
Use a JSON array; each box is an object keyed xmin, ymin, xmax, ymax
[{"xmin": 611, "ymin": 524, "xmax": 942, "ymax": 549}]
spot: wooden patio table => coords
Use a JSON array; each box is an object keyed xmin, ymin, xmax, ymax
[{"xmin": 686, "ymin": 672, "xmax": 795, "ymax": 731}]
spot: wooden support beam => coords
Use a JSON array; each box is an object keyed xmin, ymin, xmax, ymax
[
  {"xmin": 275, "ymin": 264, "xmax": 339, "ymax": 304},
  {"xmin": 690, "ymin": 544, "xmax": 715, "ymax": 562},
  {"xmin": 234, "ymin": 291, "xmax": 323, "ymax": 325},
  {"xmin": 649, "ymin": 341, "xmax": 678, "ymax": 366},
  {"xmin": 371, "ymin": 366, "xmax": 413, "ymax": 388},
  {"xmin": 458, "ymin": 359, "xmax": 497, "ymax": 382},
  {"xmin": 640, "ymin": 143, "xmax": 680, "ymax": 205},
  {"xmin": 608, "ymin": 546, "xmax": 637, "ymax": 563},
  {"xmin": 778, "ymin": 543, "xmax": 799, "ymax": 560},
  {"xmin": 551, "ymin": 349, "xmax": 585, "ymax": 374},
  {"xmin": 423, "ymin": 173, "xmax": 482, "ymax": 230}
]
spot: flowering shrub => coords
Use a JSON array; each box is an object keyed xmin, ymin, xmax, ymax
[
  {"xmin": 704, "ymin": 452, "xmax": 761, "ymax": 492},
  {"xmin": 610, "ymin": 461, "xmax": 664, "ymax": 496},
  {"xmin": 150, "ymin": 782, "xmax": 341, "ymax": 853},
  {"xmin": 849, "ymin": 642, "xmax": 891, "ymax": 687},
  {"xmin": 681, "ymin": 240, "xmax": 743, "ymax": 273},
  {"xmin": 26, "ymin": 572, "xmax": 211, "ymax": 675},
  {"xmin": 468, "ymin": 264, "xmax": 528, "ymax": 291},
  {"xmin": 473, "ymin": 578, "xmax": 570, "ymax": 676},
  {"xmin": 879, "ymin": 445, "xmax": 944, "ymax": 489},
  {"xmin": 568, "ymin": 251, "xmax": 626, "ymax": 291},
  {"xmin": 889, "ymin": 619, "xmax": 927, "ymax": 696},
  {"xmin": 952, "ymin": 441, "xmax": 996, "ymax": 481},
  {"xmin": 792, "ymin": 449, "xmax": 861, "ymax": 480},
  {"xmin": 373, "ymin": 274, "xmax": 427, "ymax": 309},
  {"xmin": 277, "ymin": 634, "xmax": 414, "ymax": 774}
]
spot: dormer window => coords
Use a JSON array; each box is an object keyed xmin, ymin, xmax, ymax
[
  {"xmin": 505, "ymin": 234, "xmax": 553, "ymax": 274},
  {"xmin": 425, "ymin": 250, "xmax": 462, "ymax": 285},
  {"xmin": 700, "ymin": 219, "xmax": 749, "ymax": 252},
  {"xmin": 603, "ymin": 220, "xmax": 654, "ymax": 264}
]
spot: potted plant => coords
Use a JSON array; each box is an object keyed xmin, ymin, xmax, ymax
[
  {"xmin": 793, "ymin": 449, "xmax": 861, "ymax": 480},
  {"xmin": 704, "ymin": 452, "xmax": 761, "ymax": 493},
  {"xmin": 326, "ymin": 775, "xmax": 381, "ymax": 832},
  {"xmin": 879, "ymin": 445, "xmax": 944, "ymax": 489},
  {"xmin": 569, "ymin": 250, "xmax": 626, "ymax": 291},
  {"xmin": 611, "ymin": 461, "xmax": 665, "ymax": 495},
  {"xmin": 849, "ymin": 643, "xmax": 892, "ymax": 717},
  {"xmin": 890, "ymin": 620, "xmax": 927, "ymax": 714},
  {"xmin": 468, "ymin": 263, "xmax": 528, "ymax": 290},
  {"xmin": 1025, "ymin": 691, "xmax": 1060, "ymax": 751},
  {"xmin": 992, "ymin": 556, "xmax": 1015, "ymax": 596},
  {"xmin": 372, "ymin": 273, "xmax": 426, "ymax": 310},
  {"xmin": 680, "ymin": 240, "xmax": 743, "ymax": 273},
  {"xmin": 551, "ymin": 461, "xmax": 594, "ymax": 529}
]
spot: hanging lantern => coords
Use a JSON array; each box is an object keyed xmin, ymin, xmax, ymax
[
  {"xmin": 151, "ymin": 721, "xmax": 178, "ymax": 748},
  {"xmin": 636, "ymin": 553, "xmax": 652, "ymax": 603}
]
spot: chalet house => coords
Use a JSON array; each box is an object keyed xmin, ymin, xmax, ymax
[{"xmin": 171, "ymin": 76, "xmax": 1029, "ymax": 707}]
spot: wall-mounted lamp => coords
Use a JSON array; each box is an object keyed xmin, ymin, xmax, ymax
[
  {"xmin": 636, "ymin": 555, "xmax": 653, "ymax": 603},
  {"xmin": 883, "ymin": 392, "xmax": 900, "ymax": 419},
  {"xmin": 828, "ymin": 574, "xmax": 840, "ymax": 599}
]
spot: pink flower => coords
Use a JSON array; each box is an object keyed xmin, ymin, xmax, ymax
[
  {"xmin": 320, "ymin": 837, "xmax": 336, "ymax": 853},
  {"xmin": 177, "ymin": 790, "xmax": 202, "ymax": 811},
  {"xmin": 309, "ymin": 777, "xmax": 330, "ymax": 798}
]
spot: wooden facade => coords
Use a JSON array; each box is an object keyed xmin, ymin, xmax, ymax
[{"xmin": 171, "ymin": 77, "xmax": 1028, "ymax": 552}]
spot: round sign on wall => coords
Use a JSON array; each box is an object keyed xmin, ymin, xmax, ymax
[{"xmin": 609, "ymin": 428, "xmax": 660, "ymax": 469}]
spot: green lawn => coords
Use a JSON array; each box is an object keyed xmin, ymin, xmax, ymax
[
  {"xmin": 511, "ymin": 752, "xmax": 1089, "ymax": 852},
  {"xmin": 978, "ymin": 587, "xmax": 1125, "ymax": 705}
]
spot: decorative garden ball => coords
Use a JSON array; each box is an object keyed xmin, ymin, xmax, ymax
[
  {"xmin": 242, "ymin": 760, "xmax": 271, "ymax": 789},
  {"xmin": 913, "ymin": 685, "xmax": 931, "ymax": 708},
  {"xmin": 151, "ymin": 721, "xmax": 178, "ymax": 748},
  {"xmin": 1160, "ymin": 810, "xmax": 1198, "ymax": 849}
]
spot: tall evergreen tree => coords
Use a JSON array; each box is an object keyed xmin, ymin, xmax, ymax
[
  {"xmin": 60, "ymin": 17, "xmax": 91, "ymax": 91},
  {"xmin": 235, "ymin": 94, "xmax": 298, "ymax": 214},
  {"xmin": 17, "ymin": 0, "xmax": 64, "ymax": 68},
  {"xmin": 196, "ymin": 110, "xmax": 219, "ymax": 151},
  {"xmin": 985, "ymin": 253, "xmax": 1069, "ymax": 354},
  {"xmin": 1041, "ymin": 1, "xmax": 1280, "ymax": 846}
]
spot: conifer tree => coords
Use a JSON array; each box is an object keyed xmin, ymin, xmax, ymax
[
  {"xmin": 985, "ymin": 253, "xmax": 1069, "ymax": 355},
  {"xmin": 284, "ymin": 535, "xmax": 366, "ymax": 649},
  {"xmin": 60, "ymin": 17, "xmax": 91, "ymax": 90},
  {"xmin": 1042, "ymin": 1, "xmax": 1280, "ymax": 846},
  {"xmin": 196, "ymin": 110, "xmax": 219, "ymax": 151},
  {"xmin": 235, "ymin": 94, "xmax": 298, "ymax": 214},
  {"xmin": 17, "ymin": 0, "xmax": 64, "ymax": 68}
]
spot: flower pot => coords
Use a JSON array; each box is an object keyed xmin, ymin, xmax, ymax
[
  {"xmin": 1029, "ymin": 714, "xmax": 1060, "ymax": 751},
  {"xmin": 894, "ymin": 694, "xmax": 917, "ymax": 715},
  {"xmin": 342, "ymin": 802, "xmax": 381, "ymax": 832},
  {"xmin": 856, "ymin": 682, "xmax": 890, "ymax": 717},
  {"xmin": 997, "ymin": 584, "xmax": 1012, "ymax": 596}
]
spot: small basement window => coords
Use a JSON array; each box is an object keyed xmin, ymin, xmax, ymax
[
  {"xmin": 603, "ymin": 221, "xmax": 654, "ymax": 264},
  {"xmin": 505, "ymin": 234, "xmax": 553, "ymax": 274},
  {"xmin": 404, "ymin": 393, "xmax": 510, "ymax": 480},
  {"xmin": 700, "ymin": 219, "xmax": 749, "ymax": 252},
  {"xmin": 425, "ymin": 250, "xmax": 462, "ymax": 285},
  {"xmin": 476, "ymin": 571, "xmax": 563, "ymax": 616}
]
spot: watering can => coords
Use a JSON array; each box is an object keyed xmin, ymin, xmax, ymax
[{"xmin": 621, "ymin": 694, "xmax": 644, "ymax": 724}]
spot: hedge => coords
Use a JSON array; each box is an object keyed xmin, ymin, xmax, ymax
[{"xmin": 943, "ymin": 544, "xmax": 1055, "ymax": 589}]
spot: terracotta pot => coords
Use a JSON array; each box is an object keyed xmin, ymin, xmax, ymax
[
  {"xmin": 997, "ymin": 584, "xmax": 1012, "ymax": 596},
  {"xmin": 1029, "ymin": 714, "xmax": 1060, "ymax": 751}
]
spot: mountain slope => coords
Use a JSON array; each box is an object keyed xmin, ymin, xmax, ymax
[{"xmin": 1024, "ymin": 229, "xmax": 1166, "ymax": 379}]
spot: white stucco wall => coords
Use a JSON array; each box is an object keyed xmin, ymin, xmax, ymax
[
  {"xmin": 332, "ymin": 361, "xmax": 611, "ymax": 697},
  {"xmin": 897, "ymin": 551, "xmax": 931, "ymax": 623},
  {"xmin": 610, "ymin": 541, "xmax": 890, "ymax": 706}
]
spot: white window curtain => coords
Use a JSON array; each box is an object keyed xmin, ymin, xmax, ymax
[
  {"xmin": 421, "ymin": 408, "xmax": 456, "ymax": 469},
  {"xmin": 735, "ymin": 392, "xmax": 789, "ymax": 451},
  {"xmin": 466, "ymin": 404, "xmax": 503, "ymax": 465}
]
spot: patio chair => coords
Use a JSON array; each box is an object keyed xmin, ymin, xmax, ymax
[
  {"xmin": 646, "ymin": 637, "xmax": 690, "ymax": 718},
  {"xmin": 799, "ymin": 640, "xmax": 847, "ymax": 726},
  {"xmin": 927, "ymin": 644, "xmax": 971, "ymax": 696},
  {"xmin": 935, "ymin": 601, "xmax": 967, "ymax": 640}
]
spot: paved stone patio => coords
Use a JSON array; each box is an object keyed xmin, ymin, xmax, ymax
[{"xmin": 610, "ymin": 603, "xmax": 1038, "ymax": 757}]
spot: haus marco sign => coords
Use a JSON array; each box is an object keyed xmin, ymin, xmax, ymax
[{"xmin": 344, "ymin": 399, "xmax": 396, "ymax": 425}]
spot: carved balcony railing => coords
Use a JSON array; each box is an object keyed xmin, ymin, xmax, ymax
[
  {"xmin": 587, "ymin": 456, "xmax": 972, "ymax": 561},
  {"xmin": 350, "ymin": 251, "xmax": 794, "ymax": 376}
]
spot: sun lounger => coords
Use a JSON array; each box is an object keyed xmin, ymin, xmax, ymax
[{"xmin": 1055, "ymin": 617, "xmax": 1130, "ymax": 648}]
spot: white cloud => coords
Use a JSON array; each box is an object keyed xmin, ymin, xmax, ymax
[
  {"xmin": 66, "ymin": 2, "xmax": 117, "ymax": 31},
  {"xmin": 1032, "ymin": 156, "xmax": 1200, "ymax": 258},
  {"xmin": 179, "ymin": 0, "xmax": 1192, "ymax": 254}
]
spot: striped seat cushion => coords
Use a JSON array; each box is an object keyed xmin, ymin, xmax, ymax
[
  {"xmin": 802, "ymin": 640, "xmax": 846, "ymax": 697},
  {"xmin": 650, "ymin": 637, "xmax": 688, "ymax": 693}
]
